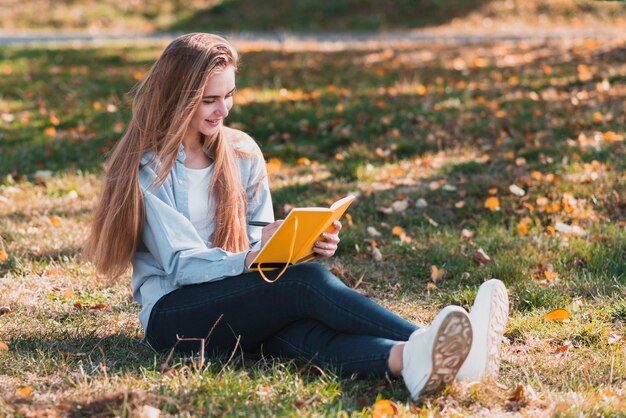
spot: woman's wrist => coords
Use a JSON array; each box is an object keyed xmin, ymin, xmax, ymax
[{"xmin": 245, "ymin": 250, "xmax": 260, "ymax": 268}]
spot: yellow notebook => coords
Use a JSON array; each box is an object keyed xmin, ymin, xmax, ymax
[{"xmin": 249, "ymin": 194, "xmax": 355, "ymax": 282}]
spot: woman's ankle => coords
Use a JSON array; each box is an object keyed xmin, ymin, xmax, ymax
[{"xmin": 388, "ymin": 342, "xmax": 405, "ymax": 376}]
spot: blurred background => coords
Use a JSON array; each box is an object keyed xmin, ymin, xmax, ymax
[{"xmin": 0, "ymin": 0, "xmax": 624, "ymax": 34}]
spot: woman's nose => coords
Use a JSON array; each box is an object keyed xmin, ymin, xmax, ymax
[{"xmin": 215, "ymin": 101, "xmax": 228, "ymax": 118}]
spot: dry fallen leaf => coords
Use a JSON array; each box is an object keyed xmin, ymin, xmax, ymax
[
  {"xmin": 48, "ymin": 215, "xmax": 62, "ymax": 227},
  {"xmin": 62, "ymin": 288, "xmax": 74, "ymax": 299},
  {"xmin": 555, "ymin": 340, "xmax": 572, "ymax": 354},
  {"xmin": 136, "ymin": 405, "xmax": 161, "ymax": 418},
  {"xmin": 607, "ymin": 334, "xmax": 624, "ymax": 345},
  {"xmin": 371, "ymin": 247, "xmax": 383, "ymax": 261},
  {"xmin": 472, "ymin": 248, "xmax": 495, "ymax": 266},
  {"xmin": 0, "ymin": 306, "xmax": 11, "ymax": 316},
  {"xmin": 484, "ymin": 196, "xmax": 500, "ymax": 211},
  {"xmin": 0, "ymin": 341, "xmax": 8, "ymax": 353},
  {"xmin": 391, "ymin": 200, "xmax": 409, "ymax": 212},
  {"xmin": 508, "ymin": 383, "xmax": 526, "ymax": 402},
  {"xmin": 430, "ymin": 265, "xmax": 447, "ymax": 282},
  {"xmin": 0, "ymin": 249, "xmax": 8, "ymax": 262},
  {"xmin": 17, "ymin": 386, "xmax": 33, "ymax": 397},
  {"xmin": 372, "ymin": 399, "xmax": 399, "ymax": 418},
  {"xmin": 544, "ymin": 309, "xmax": 571, "ymax": 323},
  {"xmin": 509, "ymin": 184, "xmax": 525, "ymax": 196},
  {"xmin": 367, "ymin": 226, "xmax": 382, "ymax": 237}
]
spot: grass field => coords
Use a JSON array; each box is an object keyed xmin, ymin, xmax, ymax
[
  {"xmin": 1, "ymin": 34, "xmax": 625, "ymax": 416},
  {"xmin": 0, "ymin": 0, "xmax": 624, "ymax": 33}
]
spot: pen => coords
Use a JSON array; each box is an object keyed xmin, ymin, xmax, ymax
[{"xmin": 249, "ymin": 221, "xmax": 271, "ymax": 227}]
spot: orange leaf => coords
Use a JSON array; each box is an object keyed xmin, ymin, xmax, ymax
[
  {"xmin": 484, "ymin": 197, "xmax": 500, "ymax": 211},
  {"xmin": 372, "ymin": 399, "xmax": 399, "ymax": 418},
  {"xmin": 546, "ymin": 226, "xmax": 556, "ymax": 236},
  {"xmin": 544, "ymin": 271, "xmax": 559, "ymax": 280},
  {"xmin": 517, "ymin": 221, "xmax": 529, "ymax": 235},
  {"xmin": 49, "ymin": 115, "xmax": 60, "ymax": 126},
  {"xmin": 391, "ymin": 226, "xmax": 405, "ymax": 236},
  {"xmin": 0, "ymin": 249, "xmax": 8, "ymax": 262},
  {"xmin": 62, "ymin": 288, "xmax": 74, "ymax": 299},
  {"xmin": 430, "ymin": 265, "xmax": 446, "ymax": 282},
  {"xmin": 297, "ymin": 157, "xmax": 311, "ymax": 166},
  {"xmin": 544, "ymin": 309, "xmax": 570, "ymax": 323},
  {"xmin": 0, "ymin": 341, "xmax": 8, "ymax": 353},
  {"xmin": 426, "ymin": 282, "xmax": 438, "ymax": 290},
  {"xmin": 555, "ymin": 340, "xmax": 572, "ymax": 354},
  {"xmin": 48, "ymin": 215, "xmax": 62, "ymax": 227},
  {"xmin": 17, "ymin": 386, "xmax": 33, "ymax": 397},
  {"xmin": 132, "ymin": 71, "xmax": 143, "ymax": 81},
  {"xmin": 43, "ymin": 126, "xmax": 57, "ymax": 137},
  {"xmin": 488, "ymin": 187, "xmax": 498, "ymax": 195}
]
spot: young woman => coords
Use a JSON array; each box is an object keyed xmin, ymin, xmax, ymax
[{"xmin": 85, "ymin": 33, "xmax": 509, "ymax": 400}]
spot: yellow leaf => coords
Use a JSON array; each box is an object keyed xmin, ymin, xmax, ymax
[
  {"xmin": 62, "ymin": 288, "xmax": 74, "ymax": 299},
  {"xmin": 531, "ymin": 171, "xmax": 543, "ymax": 181},
  {"xmin": 49, "ymin": 115, "xmax": 60, "ymax": 126},
  {"xmin": 372, "ymin": 399, "xmax": 399, "ymax": 418},
  {"xmin": 43, "ymin": 126, "xmax": 57, "ymax": 137},
  {"xmin": 0, "ymin": 249, "xmax": 8, "ymax": 262},
  {"xmin": 17, "ymin": 386, "xmax": 33, "ymax": 397},
  {"xmin": 430, "ymin": 265, "xmax": 446, "ymax": 282},
  {"xmin": 544, "ymin": 271, "xmax": 559, "ymax": 280},
  {"xmin": 484, "ymin": 197, "xmax": 500, "ymax": 211},
  {"xmin": 0, "ymin": 341, "xmax": 8, "ymax": 353},
  {"xmin": 544, "ymin": 309, "xmax": 570, "ymax": 323},
  {"xmin": 132, "ymin": 71, "xmax": 144, "ymax": 81},
  {"xmin": 92, "ymin": 101, "xmax": 102, "ymax": 110},
  {"xmin": 547, "ymin": 225, "xmax": 556, "ymax": 236},
  {"xmin": 48, "ymin": 215, "xmax": 62, "ymax": 227}
]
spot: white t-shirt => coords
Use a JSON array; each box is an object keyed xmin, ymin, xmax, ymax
[{"xmin": 183, "ymin": 164, "xmax": 214, "ymax": 243}]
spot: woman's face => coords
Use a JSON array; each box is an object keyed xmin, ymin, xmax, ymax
[{"xmin": 188, "ymin": 66, "xmax": 236, "ymax": 137}]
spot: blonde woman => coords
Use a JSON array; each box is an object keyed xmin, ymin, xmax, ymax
[{"xmin": 85, "ymin": 33, "xmax": 509, "ymax": 400}]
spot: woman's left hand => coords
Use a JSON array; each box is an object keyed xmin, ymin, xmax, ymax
[{"xmin": 313, "ymin": 221, "xmax": 342, "ymax": 259}]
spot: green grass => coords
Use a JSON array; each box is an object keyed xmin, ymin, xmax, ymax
[{"xmin": 1, "ymin": 35, "xmax": 626, "ymax": 416}]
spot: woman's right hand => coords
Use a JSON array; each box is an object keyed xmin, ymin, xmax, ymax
[
  {"xmin": 261, "ymin": 220, "xmax": 283, "ymax": 247},
  {"xmin": 245, "ymin": 220, "xmax": 283, "ymax": 267}
]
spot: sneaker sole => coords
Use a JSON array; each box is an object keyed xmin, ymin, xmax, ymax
[
  {"xmin": 484, "ymin": 280, "xmax": 509, "ymax": 377},
  {"xmin": 421, "ymin": 311, "xmax": 473, "ymax": 396}
]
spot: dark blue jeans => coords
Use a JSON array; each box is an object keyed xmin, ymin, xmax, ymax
[{"xmin": 145, "ymin": 263, "xmax": 418, "ymax": 377}]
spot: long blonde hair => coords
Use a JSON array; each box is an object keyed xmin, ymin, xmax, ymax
[{"xmin": 85, "ymin": 33, "xmax": 250, "ymax": 278}]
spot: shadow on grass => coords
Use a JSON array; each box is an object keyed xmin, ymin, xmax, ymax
[{"xmin": 167, "ymin": 0, "xmax": 490, "ymax": 33}]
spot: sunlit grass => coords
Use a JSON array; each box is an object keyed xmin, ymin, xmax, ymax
[{"xmin": 1, "ymin": 35, "xmax": 625, "ymax": 415}]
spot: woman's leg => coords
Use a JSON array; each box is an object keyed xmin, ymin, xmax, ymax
[
  {"xmin": 146, "ymin": 263, "xmax": 418, "ymax": 354},
  {"xmin": 263, "ymin": 318, "xmax": 402, "ymax": 378}
]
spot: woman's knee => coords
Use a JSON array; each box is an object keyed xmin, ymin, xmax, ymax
[{"xmin": 286, "ymin": 262, "xmax": 343, "ymax": 287}]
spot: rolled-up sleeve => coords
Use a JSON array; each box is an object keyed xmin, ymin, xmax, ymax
[{"xmin": 141, "ymin": 188, "xmax": 248, "ymax": 286}]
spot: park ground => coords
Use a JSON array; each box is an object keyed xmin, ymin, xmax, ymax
[{"xmin": 1, "ymin": 1, "xmax": 626, "ymax": 416}]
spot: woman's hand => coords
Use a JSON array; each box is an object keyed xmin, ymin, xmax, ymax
[
  {"xmin": 245, "ymin": 220, "xmax": 283, "ymax": 267},
  {"xmin": 313, "ymin": 220, "xmax": 342, "ymax": 259}
]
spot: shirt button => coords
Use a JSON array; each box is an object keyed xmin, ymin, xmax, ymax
[
  {"xmin": 178, "ymin": 179, "xmax": 183, "ymax": 184},
  {"xmin": 231, "ymin": 268, "xmax": 237, "ymax": 273}
]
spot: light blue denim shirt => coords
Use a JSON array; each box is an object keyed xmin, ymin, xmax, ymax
[{"xmin": 131, "ymin": 134, "xmax": 274, "ymax": 333}]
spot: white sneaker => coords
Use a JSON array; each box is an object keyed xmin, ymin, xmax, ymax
[
  {"xmin": 401, "ymin": 306, "xmax": 473, "ymax": 400},
  {"xmin": 456, "ymin": 279, "xmax": 509, "ymax": 382}
]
